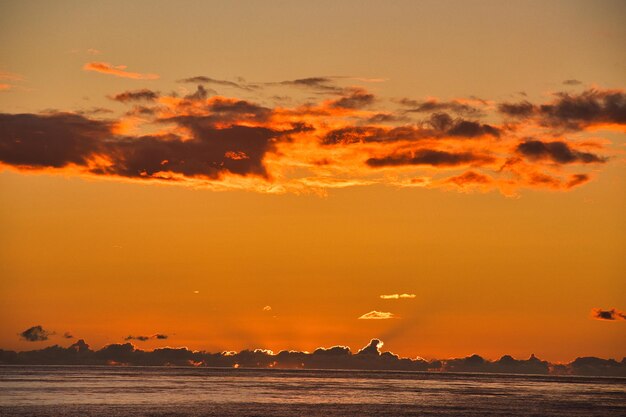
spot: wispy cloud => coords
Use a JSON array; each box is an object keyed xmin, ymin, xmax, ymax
[
  {"xmin": 358, "ymin": 311, "xmax": 397, "ymax": 320},
  {"xmin": 83, "ymin": 62, "xmax": 159, "ymax": 80},
  {"xmin": 124, "ymin": 334, "xmax": 169, "ymax": 341},
  {"xmin": 380, "ymin": 294, "xmax": 416, "ymax": 300}
]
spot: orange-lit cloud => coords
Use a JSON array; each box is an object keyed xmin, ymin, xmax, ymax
[
  {"xmin": 0, "ymin": 81, "xmax": 622, "ymax": 195},
  {"xmin": 358, "ymin": 311, "xmax": 396, "ymax": 320},
  {"xmin": 83, "ymin": 62, "xmax": 159, "ymax": 80}
]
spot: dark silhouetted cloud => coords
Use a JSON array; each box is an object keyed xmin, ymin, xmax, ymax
[
  {"xmin": 19, "ymin": 326, "xmax": 51, "ymax": 342},
  {"xmin": 1, "ymin": 338, "xmax": 624, "ymax": 376},
  {"xmin": 330, "ymin": 89, "xmax": 375, "ymax": 109},
  {"xmin": 563, "ymin": 79, "xmax": 582, "ymax": 86},
  {"xmin": 400, "ymin": 98, "xmax": 484, "ymax": 117},
  {"xmin": 517, "ymin": 140, "xmax": 606, "ymax": 164},
  {"xmin": 111, "ymin": 89, "xmax": 159, "ymax": 103},
  {"xmin": 367, "ymin": 150, "xmax": 493, "ymax": 168},
  {"xmin": 591, "ymin": 308, "xmax": 626, "ymax": 321}
]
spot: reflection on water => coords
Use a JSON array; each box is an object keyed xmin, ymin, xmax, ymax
[{"xmin": 0, "ymin": 366, "xmax": 624, "ymax": 416}]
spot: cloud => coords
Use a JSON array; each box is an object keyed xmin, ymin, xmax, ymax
[
  {"xmin": 516, "ymin": 140, "xmax": 606, "ymax": 164},
  {"xmin": 499, "ymin": 89, "xmax": 626, "ymax": 130},
  {"xmin": 263, "ymin": 306, "xmax": 272, "ymax": 311},
  {"xmin": 563, "ymin": 79, "xmax": 582, "ymax": 86},
  {"xmin": 400, "ymin": 98, "xmax": 485, "ymax": 117},
  {"xmin": 0, "ymin": 82, "xmax": 620, "ymax": 195},
  {"xmin": 0, "ymin": 112, "xmax": 280, "ymax": 179},
  {"xmin": 279, "ymin": 77, "xmax": 343, "ymax": 94},
  {"xmin": 380, "ymin": 294, "xmax": 416, "ymax": 300},
  {"xmin": 330, "ymin": 88, "xmax": 375, "ymax": 109},
  {"xmin": 366, "ymin": 150, "xmax": 493, "ymax": 168},
  {"xmin": 86, "ymin": 48, "xmax": 102, "ymax": 55},
  {"xmin": 125, "ymin": 334, "xmax": 169, "ymax": 342},
  {"xmin": 591, "ymin": 308, "xmax": 626, "ymax": 321},
  {"xmin": 2, "ymin": 338, "xmax": 624, "ymax": 376},
  {"xmin": 178, "ymin": 76, "xmax": 253, "ymax": 90},
  {"xmin": 19, "ymin": 325, "xmax": 51, "ymax": 342},
  {"xmin": 63, "ymin": 332, "xmax": 74, "ymax": 339},
  {"xmin": 111, "ymin": 89, "xmax": 160, "ymax": 103},
  {"xmin": 83, "ymin": 62, "xmax": 159, "ymax": 80},
  {"xmin": 358, "ymin": 311, "xmax": 396, "ymax": 320}
]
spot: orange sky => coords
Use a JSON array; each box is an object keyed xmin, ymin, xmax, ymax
[{"xmin": 0, "ymin": 0, "xmax": 625, "ymax": 362}]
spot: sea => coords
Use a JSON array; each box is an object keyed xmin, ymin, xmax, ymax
[{"xmin": 0, "ymin": 366, "xmax": 625, "ymax": 417}]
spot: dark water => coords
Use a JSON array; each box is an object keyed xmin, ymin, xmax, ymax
[{"xmin": 0, "ymin": 366, "xmax": 625, "ymax": 416}]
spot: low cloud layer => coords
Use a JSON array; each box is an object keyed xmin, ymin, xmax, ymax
[
  {"xmin": 1, "ymin": 338, "xmax": 624, "ymax": 377},
  {"xmin": 0, "ymin": 79, "xmax": 621, "ymax": 195},
  {"xmin": 125, "ymin": 334, "xmax": 169, "ymax": 342}
]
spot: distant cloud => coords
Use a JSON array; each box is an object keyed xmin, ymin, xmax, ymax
[
  {"xmin": 111, "ymin": 89, "xmax": 160, "ymax": 103},
  {"xmin": 83, "ymin": 62, "xmax": 159, "ymax": 80},
  {"xmin": 563, "ymin": 79, "xmax": 582, "ymax": 86},
  {"xmin": 517, "ymin": 140, "xmax": 605, "ymax": 164},
  {"xmin": 125, "ymin": 334, "xmax": 169, "ymax": 342},
  {"xmin": 86, "ymin": 48, "xmax": 102, "ymax": 55},
  {"xmin": 358, "ymin": 311, "xmax": 396, "ymax": 320},
  {"xmin": 591, "ymin": 308, "xmax": 626, "ymax": 321},
  {"xmin": 380, "ymin": 294, "xmax": 416, "ymax": 300},
  {"xmin": 2, "ymin": 337, "xmax": 625, "ymax": 376},
  {"xmin": 19, "ymin": 325, "xmax": 51, "ymax": 342},
  {"xmin": 63, "ymin": 332, "xmax": 74, "ymax": 339},
  {"xmin": 263, "ymin": 306, "xmax": 272, "ymax": 311},
  {"xmin": 178, "ymin": 76, "xmax": 253, "ymax": 90}
]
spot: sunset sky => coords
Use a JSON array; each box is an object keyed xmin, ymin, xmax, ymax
[{"xmin": 1, "ymin": 0, "xmax": 625, "ymax": 362}]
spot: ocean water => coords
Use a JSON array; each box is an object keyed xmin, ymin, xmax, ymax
[{"xmin": 0, "ymin": 366, "xmax": 625, "ymax": 416}]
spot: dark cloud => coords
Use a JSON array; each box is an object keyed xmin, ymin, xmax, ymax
[
  {"xmin": 427, "ymin": 113, "xmax": 500, "ymax": 138},
  {"xmin": 366, "ymin": 113, "xmax": 402, "ymax": 124},
  {"xmin": 1, "ymin": 338, "xmax": 624, "ymax": 376},
  {"xmin": 400, "ymin": 98, "xmax": 484, "ymax": 117},
  {"xmin": 111, "ymin": 89, "xmax": 159, "ymax": 103},
  {"xmin": 0, "ymin": 113, "xmax": 110, "ymax": 168},
  {"xmin": 517, "ymin": 140, "xmax": 605, "ymax": 164},
  {"xmin": 184, "ymin": 85, "xmax": 211, "ymax": 100},
  {"xmin": 592, "ymin": 308, "xmax": 626, "ymax": 321},
  {"xmin": 278, "ymin": 77, "xmax": 343, "ymax": 94},
  {"xmin": 0, "ymin": 112, "xmax": 282, "ymax": 180},
  {"xmin": 178, "ymin": 76, "xmax": 253, "ymax": 90},
  {"xmin": 499, "ymin": 89, "xmax": 626, "ymax": 130},
  {"xmin": 125, "ymin": 334, "xmax": 168, "ymax": 342},
  {"xmin": 445, "ymin": 170, "xmax": 492, "ymax": 187},
  {"xmin": 63, "ymin": 332, "xmax": 74, "ymax": 339},
  {"xmin": 367, "ymin": 149, "xmax": 493, "ymax": 168},
  {"xmin": 330, "ymin": 89, "xmax": 375, "ymax": 109},
  {"xmin": 563, "ymin": 79, "xmax": 582, "ymax": 86},
  {"xmin": 498, "ymin": 101, "xmax": 536, "ymax": 118},
  {"xmin": 19, "ymin": 325, "xmax": 51, "ymax": 342}
]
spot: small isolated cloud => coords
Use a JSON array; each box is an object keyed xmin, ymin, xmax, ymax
[
  {"xmin": 83, "ymin": 62, "xmax": 159, "ymax": 80},
  {"xmin": 125, "ymin": 334, "xmax": 169, "ymax": 342},
  {"xmin": 380, "ymin": 293, "xmax": 416, "ymax": 300},
  {"xmin": 263, "ymin": 305, "xmax": 272, "ymax": 311},
  {"xmin": 563, "ymin": 79, "xmax": 582, "ymax": 86},
  {"xmin": 63, "ymin": 332, "xmax": 74, "ymax": 339},
  {"xmin": 20, "ymin": 325, "xmax": 51, "ymax": 342},
  {"xmin": 111, "ymin": 89, "xmax": 159, "ymax": 103},
  {"xmin": 358, "ymin": 311, "xmax": 396, "ymax": 320},
  {"xmin": 86, "ymin": 48, "xmax": 102, "ymax": 55},
  {"xmin": 591, "ymin": 308, "xmax": 626, "ymax": 321}
]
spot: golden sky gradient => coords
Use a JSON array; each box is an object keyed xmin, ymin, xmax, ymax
[{"xmin": 0, "ymin": 0, "xmax": 625, "ymax": 362}]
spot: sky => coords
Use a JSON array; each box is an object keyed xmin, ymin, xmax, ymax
[{"xmin": 0, "ymin": 0, "xmax": 625, "ymax": 362}]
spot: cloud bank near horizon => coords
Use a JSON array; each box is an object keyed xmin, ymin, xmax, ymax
[
  {"xmin": 1, "ymin": 337, "xmax": 624, "ymax": 377},
  {"xmin": 0, "ymin": 75, "xmax": 623, "ymax": 195}
]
